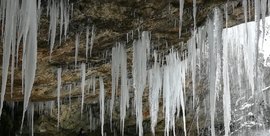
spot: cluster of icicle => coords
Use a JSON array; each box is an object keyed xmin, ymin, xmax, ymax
[
  {"xmin": 184, "ymin": 0, "xmax": 268, "ymax": 135},
  {"xmin": 106, "ymin": 1, "xmax": 270, "ymax": 136},
  {"xmin": 109, "ymin": 31, "xmax": 187, "ymax": 136},
  {"xmin": 110, "ymin": 43, "xmax": 129, "ymax": 135},
  {"xmin": 47, "ymin": 0, "xmax": 70, "ymax": 60},
  {"xmin": 75, "ymin": 25, "xmax": 95, "ymax": 68},
  {"xmin": 0, "ymin": 0, "xmax": 39, "ymax": 134}
]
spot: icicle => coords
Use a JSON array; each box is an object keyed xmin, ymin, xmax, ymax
[
  {"xmin": 64, "ymin": 1, "xmax": 70, "ymax": 40},
  {"xmin": 81, "ymin": 63, "xmax": 86, "ymax": 116},
  {"xmin": 207, "ymin": 7, "xmax": 223, "ymax": 136},
  {"xmin": 75, "ymin": 33, "xmax": 80, "ymax": 68},
  {"xmin": 148, "ymin": 51, "xmax": 162, "ymax": 135},
  {"xmin": 179, "ymin": 0, "xmax": 184, "ymax": 38},
  {"xmin": 49, "ymin": 0, "xmax": 59, "ymax": 61},
  {"xmin": 59, "ymin": 0, "xmax": 64, "ymax": 46},
  {"xmin": 90, "ymin": 25, "xmax": 95, "ymax": 57},
  {"xmin": 193, "ymin": 0, "xmax": 196, "ymax": 31},
  {"xmin": 69, "ymin": 84, "xmax": 72, "ymax": 110},
  {"xmin": 93, "ymin": 76, "xmax": 96, "ymax": 94},
  {"xmin": 222, "ymin": 6, "xmax": 231, "ymax": 135},
  {"xmin": 254, "ymin": 0, "xmax": 261, "ymax": 96},
  {"xmin": 261, "ymin": 0, "xmax": 267, "ymax": 46},
  {"xmin": 196, "ymin": 106, "xmax": 200, "ymax": 136},
  {"xmin": 20, "ymin": 0, "xmax": 38, "ymax": 132},
  {"xmin": 0, "ymin": 0, "xmax": 18, "ymax": 116},
  {"xmin": 133, "ymin": 32, "xmax": 149, "ymax": 136},
  {"xmin": 188, "ymin": 34, "xmax": 197, "ymax": 109},
  {"xmin": 99, "ymin": 77, "xmax": 105, "ymax": 136},
  {"xmin": 110, "ymin": 43, "xmax": 121, "ymax": 128},
  {"xmin": 28, "ymin": 103, "xmax": 34, "ymax": 136},
  {"xmin": 57, "ymin": 68, "xmax": 62, "ymax": 130},
  {"xmin": 120, "ymin": 43, "xmax": 128, "ymax": 136},
  {"xmin": 86, "ymin": 27, "xmax": 90, "ymax": 61}
]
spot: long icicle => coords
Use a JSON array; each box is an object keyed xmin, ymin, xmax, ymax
[
  {"xmin": 99, "ymin": 76, "xmax": 105, "ymax": 136},
  {"xmin": 120, "ymin": 43, "xmax": 128, "ymax": 136},
  {"xmin": 179, "ymin": 0, "xmax": 184, "ymax": 38},
  {"xmin": 223, "ymin": 4, "xmax": 231, "ymax": 136},
  {"xmin": 81, "ymin": 63, "xmax": 86, "ymax": 117},
  {"xmin": 20, "ymin": 0, "xmax": 38, "ymax": 132},
  {"xmin": 57, "ymin": 68, "xmax": 62, "ymax": 130},
  {"xmin": 0, "ymin": 0, "xmax": 18, "ymax": 117}
]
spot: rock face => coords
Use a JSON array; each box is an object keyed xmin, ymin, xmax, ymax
[{"xmin": 0, "ymin": 0, "xmax": 260, "ymax": 135}]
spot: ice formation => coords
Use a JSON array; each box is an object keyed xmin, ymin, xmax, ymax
[
  {"xmin": 75, "ymin": 33, "xmax": 80, "ymax": 68},
  {"xmin": 86, "ymin": 27, "xmax": 90, "ymax": 61},
  {"xmin": 0, "ymin": 0, "xmax": 19, "ymax": 117},
  {"xmin": 81, "ymin": 63, "xmax": 86, "ymax": 116},
  {"xmin": 57, "ymin": 68, "xmax": 62, "ymax": 129},
  {"xmin": 90, "ymin": 25, "xmax": 96, "ymax": 57},
  {"xmin": 148, "ymin": 51, "xmax": 162, "ymax": 134},
  {"xmin": 133, "ymin": 31, "xmax": 149, "ymax": 136},
  {"xmin": 179, "ymin": 0, "xmax": 184, "ymax": 38},
  {"xmin": 99, "ymin": 77, "xmax": 105, "ymax": 136}
]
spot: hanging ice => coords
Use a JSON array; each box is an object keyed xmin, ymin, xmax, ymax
[
  {"xmin": 222, "ymin": 5, "xmax": 231, "ymax": 136},
  {"xmin": 57, "ymin": 68, "xmax": 62, "ymax": 130},
  {"xmin": 48, "ymin": 0, "xmax": 59, "ymax": 61},
  {"xmin": 20, "ymin": 0, "xmax": 38, "ymax": 132},
  {"xmin": 90, "ymin": 25, "xmax": 95, "ymax": 57},
  {"xmin": 27, "ymin": 103, "xmax": 34, "ymax": 136},
  {"xmin": 86, "ymin": 27, "xmax": 90, "ymax": 61},
  {"xmin": 69, "ymin": 84, "xmax": 72, "ymax": 110},
  {"xmin": 81, "ymin": 63, "xmax": 86, "ymax": 116},
  {"xmin": 99, "ymin": 76, "xmax": 105, "ymax": 136},
  {"xmin": 207, "ymin": 8, "xmax": 223, "ymax": 136},
  {"xmin": 59, "ymin": 0, "xmax": 64, "ymax": 46},
  {"xmin": 0, "ymin": 0, "xmax": 19, "ymax": 117},
  {"xmin": 188, "ymin": 34, "xmax": 197, "ymax": 108},
  {"xmin": 179, "ymin": 0, "xmax": 184, "ymax": 38},
  {"xmin": 119, "ymin": 44, "xmax": 129, "ymax": 135},
  {"xmin": 163, "ymin": 50, "xmax": 186, "ymax": 136},
  {"xmin": 110, "ymin": 43, "xmax": 121, "ymax": 127},
  {"xmin": 75, "ymin": 33, "xmax": 80, "ymax": 68},
  {"xmin": 148, "ymin": 51, "xmax": 162, "ymax": 135},
  {"xmin": 133, "ymin": 31, "xmax": 149, "ymax": 136}
]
